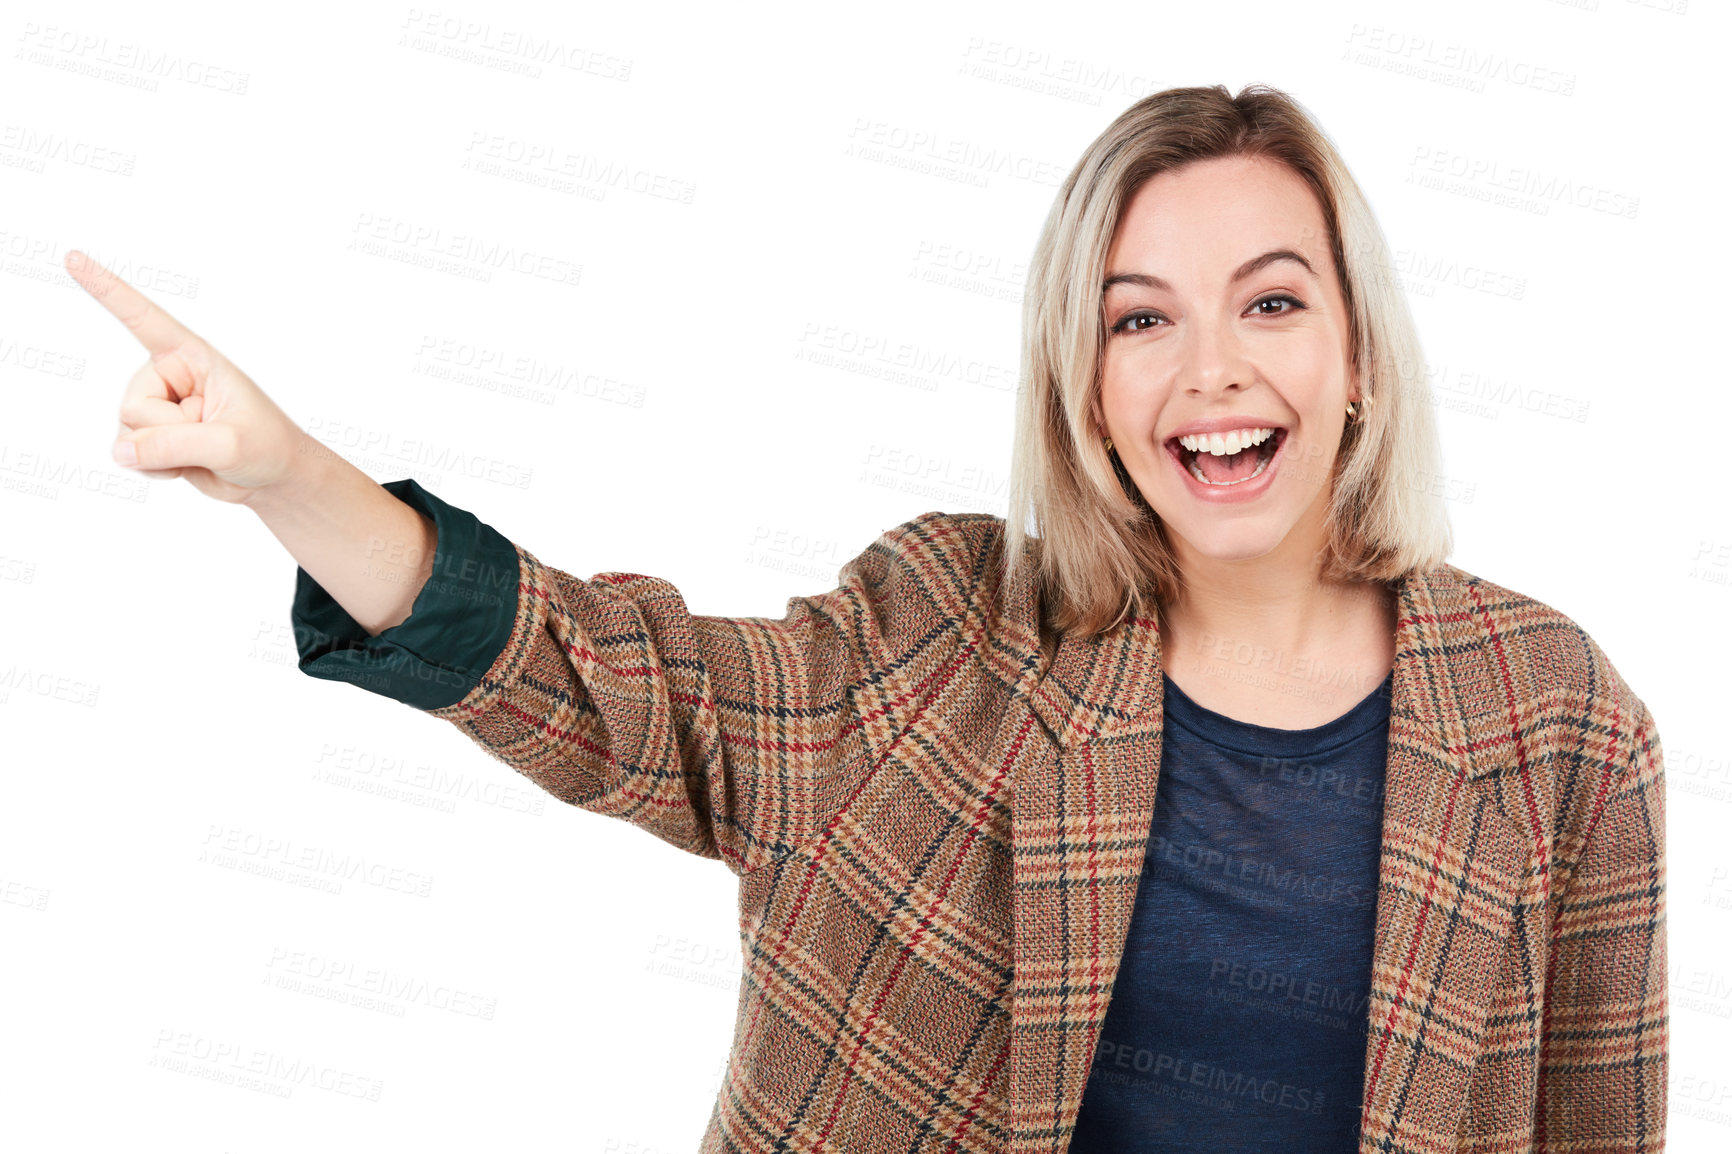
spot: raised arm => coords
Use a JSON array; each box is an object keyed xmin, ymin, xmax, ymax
[
  {"xmin": 66, "ymin": 247, "xmax": 998, "ymax": 877},
  {"xmin": 293, "ymin": 497, "xmax": 993, "ymax": 874}
]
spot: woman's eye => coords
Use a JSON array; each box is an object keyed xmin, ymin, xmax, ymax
[
  {"xmin": 1110, "ymin": 296, "xmax": 1305, "ymax": 334},
  {"xmin": 1111, "ymin": 312, "xmax": 1164, "ymax": 334},
  {"xmin": 1252, "ymin": 294, "xmax": 1306, "ymax": 316}
]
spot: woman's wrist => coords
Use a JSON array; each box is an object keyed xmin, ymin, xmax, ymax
[
  {"xmin": 244, "ymin": 430, "xmax": 341, "ymax": 517},
  {"xmin": 246, "ymin": 434, "xmax": 438, "ymax": 636}
]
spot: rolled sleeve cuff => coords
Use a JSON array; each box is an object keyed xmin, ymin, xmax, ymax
[{"xmin": 290, "ymin": 477, "xmax": 522, "ymax": 711}]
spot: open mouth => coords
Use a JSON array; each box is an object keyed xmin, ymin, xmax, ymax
[{"xmin": 1165, "ymin": 427, "xmax": 1287, "ymax": 487}]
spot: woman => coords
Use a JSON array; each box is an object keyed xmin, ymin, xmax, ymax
[{"xmin": 73, "ymin": 84, "xmax": 1664, "ymax": 1152}]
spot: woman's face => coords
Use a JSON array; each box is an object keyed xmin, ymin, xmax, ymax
[{"xmin": 1092, "ymin": 153, "xmax": 1360, "ymax": 570}]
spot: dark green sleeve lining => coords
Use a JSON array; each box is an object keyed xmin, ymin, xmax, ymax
[{"xmin": 290, "ymin": 477, "xmax": 522, "ymax": 711}]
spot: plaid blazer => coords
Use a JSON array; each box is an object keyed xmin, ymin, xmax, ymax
[{"xmin": 402, "ymin": 507, "xmax": 1666, "ymax": 1153}]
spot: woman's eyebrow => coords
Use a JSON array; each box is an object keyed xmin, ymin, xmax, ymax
[{"xmin": 1102, "ymin": 248, "xmax": 1318, "ymax": 294}]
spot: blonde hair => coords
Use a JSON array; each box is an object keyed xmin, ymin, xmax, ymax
[{"xmin": 1004, "ymin": 82, "xmax": 1452, "ymax": 638}]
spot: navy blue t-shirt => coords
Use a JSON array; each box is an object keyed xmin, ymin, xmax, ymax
[{"xmin": 1068, "ymin": 669, "xmax": 1393, "ymax": 1151}]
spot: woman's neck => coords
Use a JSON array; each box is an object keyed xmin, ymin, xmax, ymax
[
  {"xmin": 1164, "ymin": 570, "xmax": 1392, "ymax": 649},
  {"xmin": 1156, "ymin": 521, "xmax": 1398, "ymax": 728}
]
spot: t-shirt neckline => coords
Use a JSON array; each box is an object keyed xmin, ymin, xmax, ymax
[{"xmin": 1161, "ymin": 669, "xmax": 1394, "ymax": 758}]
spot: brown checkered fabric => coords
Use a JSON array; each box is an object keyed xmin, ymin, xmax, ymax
[{"xmin": 425, "ymin": 510, "xmax": 1666, "ymax": 1152}]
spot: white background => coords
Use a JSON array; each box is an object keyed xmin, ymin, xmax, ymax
[{"xmin": 3, "ymin": 0, "xmax": 1726, "ymax": 1150}]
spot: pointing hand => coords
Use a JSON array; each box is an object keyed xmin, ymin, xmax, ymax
[{"xmin": 66, "ymin": 249, "xmax": 310, "ymax": 505}]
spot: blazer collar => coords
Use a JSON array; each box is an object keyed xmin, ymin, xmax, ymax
[
  {"xmin": 1015, "ymin": 554, "xmax": 1507, "ymax": 780},
  {"xmin": 996, "ymin": 550, "xmax": 1530, "ymax": 1152}
]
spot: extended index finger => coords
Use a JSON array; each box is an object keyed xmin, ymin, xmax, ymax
[{"xmin": 64, "ymin": 249, "xmax": 200, "ymax": 358}]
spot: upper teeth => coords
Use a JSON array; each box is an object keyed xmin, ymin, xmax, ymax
[{"xmin": 1177, "ymin": 427, "xmax": 1277, "ymax": 455}]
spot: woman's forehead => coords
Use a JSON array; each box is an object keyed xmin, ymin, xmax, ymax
[{"xmin": 1107, "ymin": 165, "xmax": 1334, "ymax": 290}]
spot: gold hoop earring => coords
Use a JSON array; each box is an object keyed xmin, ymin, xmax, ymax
[{"xmin": 1102, "ymin": 435, "xmax": 1114, "ymax": 452}]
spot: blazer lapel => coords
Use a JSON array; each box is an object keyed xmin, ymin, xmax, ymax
[
  {"xmin": 1009, "ymin": 602, "xmax": 1166, "ymax": 1154},
  {"xmin": 1002, "ymin": 562, "xmax": 1530, "ymax": 1154},
  {"xmin": 1354, "ymin": 565, "xmax": 1532, "ymax": 1151}
]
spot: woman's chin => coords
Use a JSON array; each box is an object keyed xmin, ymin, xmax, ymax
[{"xmin": 1159, "ymin": 513, "xmax": 1299, "ymax": 565}]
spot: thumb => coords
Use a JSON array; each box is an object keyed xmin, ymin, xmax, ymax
[{"xmin": 117, "ymin": 422, "xmax": 235, "ymax": 473}]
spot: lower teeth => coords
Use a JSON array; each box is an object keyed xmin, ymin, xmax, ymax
[{"xmin": 1188, "ymin": 452, "xmax": 1271, "ymax": 486}]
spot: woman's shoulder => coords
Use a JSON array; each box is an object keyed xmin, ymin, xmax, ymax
[
  {"xmin": 1419, "ymin": 560, "xmax": 1655, "ymax": 734},
  {"xmin": 867, "ymin": 508, "xmax": 1043, "ymax": 637},
  {"xmin": 1426, "ymin": 564, "xmax": 1663, "ymax": 885},
  {"xmin": 871, "ymin": 510, "xmax": 1012, "ymax": 582},
  {"xmin": 827, "ymin": 510, "xmax": 1015, "ymax": 630},
  {"xmin": 892, "ymin": 509, "xmax": 1008, "ymax": 544}
]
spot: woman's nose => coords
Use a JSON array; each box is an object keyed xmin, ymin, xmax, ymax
[{"xmin": 1178, "ymin": 320, "xmax": 1252, "ymax": 397}]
